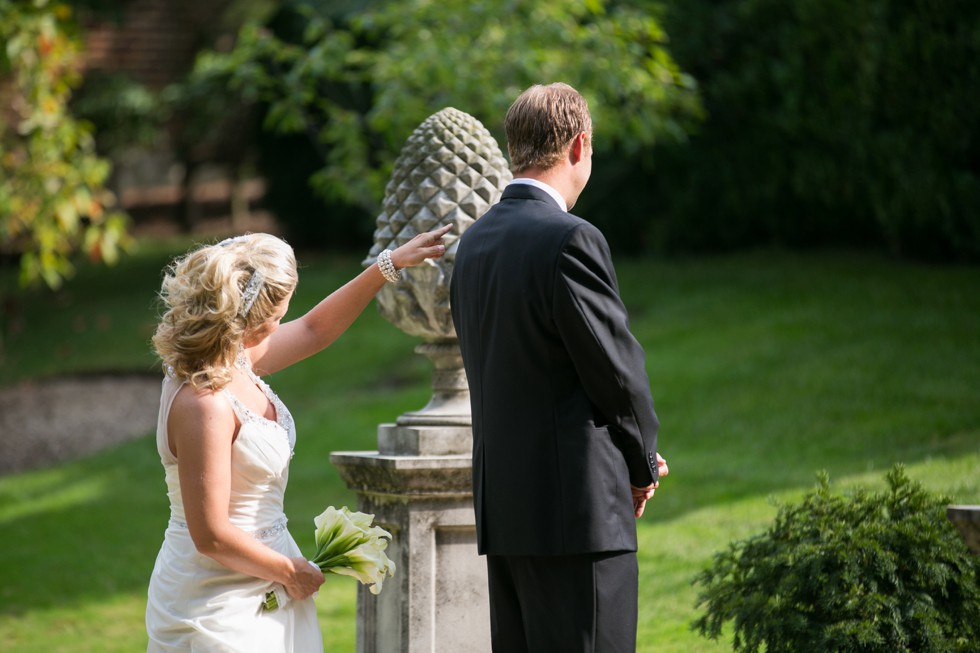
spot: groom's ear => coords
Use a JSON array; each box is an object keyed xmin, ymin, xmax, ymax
[{"xmin": 568, "ymin": 131, "xmax": 588, "ymax": 164}]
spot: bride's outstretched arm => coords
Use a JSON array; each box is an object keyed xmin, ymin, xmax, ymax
[
  {"xmin": 250, "ymin": 224, "xmax": 451, "ymax": 376},
  {"xmin": 170, "ymin": 386, "xmax": 323, "ymax": 600}
]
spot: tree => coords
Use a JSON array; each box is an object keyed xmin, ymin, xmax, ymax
[
  {"xmin": 194, "ymin": 0, "xmax": 702, "ymax": 232},
  {"xmin": 0, "ymin": 0, "xmax": 131, "ymax": 289},
  {"xmin": 649, "ymin": 0, "xmax": 980, "ymax": 258}
]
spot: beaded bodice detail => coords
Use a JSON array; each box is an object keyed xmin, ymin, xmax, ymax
[
  {"xmin": 156, "ymin": 367, "xmax": 298, "ymax": 534},
  {"xmin": 223, "ymin": 366, "xmax": 296, "ymax": 455}
]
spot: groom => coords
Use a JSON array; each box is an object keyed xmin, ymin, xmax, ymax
[{"xmin": 450, "ymin": 83, "xmax": 667, "ymax": 652}]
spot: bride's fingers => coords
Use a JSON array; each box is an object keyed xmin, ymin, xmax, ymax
[
  {"xmin": 430, "ymin": 223, "xmax": 453, "ymax": 240},
  {"xmin": 397, "ymin": 225, "xmax": 452, "ymax": 265}
]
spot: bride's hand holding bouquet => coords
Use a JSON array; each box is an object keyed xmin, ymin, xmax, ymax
[{"xmin": 264, "ymin": 506, "xmax": 396, "ymax": 611}]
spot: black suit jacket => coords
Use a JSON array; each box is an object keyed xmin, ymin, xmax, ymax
[{"xmin": 450, "ymin": 184, "xmax": 660, "ymax": 556}]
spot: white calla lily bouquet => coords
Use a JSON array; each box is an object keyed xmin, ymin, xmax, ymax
[{"xmin": 263, "ymin": 506, "xmax": 396, "ymax": 611}]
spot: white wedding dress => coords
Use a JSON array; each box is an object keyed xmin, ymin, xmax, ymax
[{"xmin": 146, "ymin": 369, "xmax": 323, "ymax": 652}]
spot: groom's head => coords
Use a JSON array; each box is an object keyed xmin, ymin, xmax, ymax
[{"xmin": 504, "ymin": 83, "xmax": 593, "ymax": 174}]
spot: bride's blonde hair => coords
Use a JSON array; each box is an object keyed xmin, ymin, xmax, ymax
[{"xmin": 153, "ymin": 233, "xmax": 298, "ymax": 390}]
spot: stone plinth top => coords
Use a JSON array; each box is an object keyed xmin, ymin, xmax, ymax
[{"xmin": 330, "ymin": 451, "xmax": 473, "ymax": 498}]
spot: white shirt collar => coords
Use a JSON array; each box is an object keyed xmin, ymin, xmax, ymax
[{"xmin": 508, "ymin": 178, "xmax": 568, "ymax": 212}]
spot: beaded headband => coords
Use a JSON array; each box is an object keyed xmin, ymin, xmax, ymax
[
  {"xmin": 239, "ymin": 270, "xmax": 265, "ymax": 317},
  {"xmin": 217, "ymin": 236, "xmax": 265, "ymax": 318},
  {"xmin": 218, "ymin": 235, "xmax": 248, "ymax": 247}
]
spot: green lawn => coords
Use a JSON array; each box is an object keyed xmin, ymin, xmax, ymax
[{"xmin": 1, "ymin": 241, "xmax": 977, "ymax": 652}]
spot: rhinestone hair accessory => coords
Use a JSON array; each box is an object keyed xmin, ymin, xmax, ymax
[
  {"xmin": 240, "ymin": 270, "xmax": 265, "ymax": 317},
  {"xmin": 217, "ymin": 235, "xmax": 265, "ymax": 318},
  {"xmin": 219, "ymin": 235, "xmax": 249, "ymax": 247}
]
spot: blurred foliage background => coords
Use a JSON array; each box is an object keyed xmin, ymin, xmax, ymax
[
  {"xmin": 650, "ymin": 0, "xmax": 980, "ymax": 260},
  {"xmin": 0, "ymin": 0, "xmax": 132, "ymax": 289},
  {"xmin": 3, "ymin": 0, "xmax": 978, "ymax": 291},
  {"xmin": 2, "ymin": 2, "xmax": 978, "ymax": 650}
]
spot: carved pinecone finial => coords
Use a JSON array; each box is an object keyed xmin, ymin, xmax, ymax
[{"xmin": 364, "ymin": 107, "xmax": 512, "ymax": 340}]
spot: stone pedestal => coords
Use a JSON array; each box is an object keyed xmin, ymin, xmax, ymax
[
  {"xmin": 336, "ymin": 106, "xmax": 505, "ymax": 652},
  {"xmin": 330, "ymin": 423, "xmax": 490, "ymax": 653},
  {"xmin": 396, "ymin": 343, "xmax": 471, "ymax": 428},
  {"xmin": 947, "ymin": 505, "xmax": 980, "ymax": 554}
]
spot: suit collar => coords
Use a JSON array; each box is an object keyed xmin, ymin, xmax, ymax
[{"xmin": 502, "ymin": 180, "xmax": 567, "ymax": 212}]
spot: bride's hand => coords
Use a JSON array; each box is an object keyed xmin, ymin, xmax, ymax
[
  {"xmin": 283, "ymin": 556, "xmax": 324, "ymax": 601},
  {"xmin": 390, "ymin": 224, "xmax": 452, "ymax": 269}
]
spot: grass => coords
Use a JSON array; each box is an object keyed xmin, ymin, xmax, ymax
[{"xmin": 1, "ymin": 241, "xmax": 978, "ymax": 652}]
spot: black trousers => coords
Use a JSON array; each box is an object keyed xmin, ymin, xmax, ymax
[{"xmin": 486, "ymin": 551, "xmax": 639, "ymax": 653}]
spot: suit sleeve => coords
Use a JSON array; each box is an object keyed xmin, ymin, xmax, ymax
[{"xmin": 552, "ymin": 222, "xmax": 659, "ymax": 487}]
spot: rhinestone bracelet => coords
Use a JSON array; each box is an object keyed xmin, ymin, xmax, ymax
[{"xmin": 377, "ymin": 249, "xmax": 401, "ymax": 283}]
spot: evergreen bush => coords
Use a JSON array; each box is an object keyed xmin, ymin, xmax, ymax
[
  {"xmin": 645, "ymin": 0, "xmax": 980, "ymax": 260},
  {"xmin": 693, "ymin": 466, "xmax": 980, "ymax": 652}
]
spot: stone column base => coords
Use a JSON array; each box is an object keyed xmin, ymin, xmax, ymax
[{"xmin": 330, "ymin": 449, "xmax": 490, "ymax": 653}]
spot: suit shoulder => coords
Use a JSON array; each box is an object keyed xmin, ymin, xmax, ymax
[
  {"xmin": 520, "ymin": 204, "xmax": 597, "ymax": 238},
  {"xmin": 561, "ymin": 214, "xmax": 609, "ymax": 249},
  {"xmin": 457, "ymin": 202, "xmax": 600, "ymax": 251},
  {"xmin": 565, "ymin": 211, "xmax": 601, "ymax": 230}
]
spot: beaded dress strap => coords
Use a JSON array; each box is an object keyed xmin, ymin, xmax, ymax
[
  {"xmin": 231, "ymin": 350, "xmax": 295, "ymax": 445},
  {"xmin": 221, "ymin": 385, "xmax": 294, "ymax": 454},
  {"xmin": 221, "ymin": 389, "xmax": 261, "ymax": 426}
]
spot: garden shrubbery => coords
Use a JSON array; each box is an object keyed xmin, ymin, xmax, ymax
[
  {"xmin": 620, "ymin": 0, "xmax": 980, "ymax": 260},
  {"xmin": 55, "ymin": 0, "xmax": 980, "ymax": 262},
  {"xmin": 693, "ymin": 466, "xmax": 980, "ymax": 652}
]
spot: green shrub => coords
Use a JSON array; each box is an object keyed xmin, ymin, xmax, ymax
[
  {"xmin": 693, "ymin": 466, "xmax": 980, "ymax": 653},
  {"xmin": 644, "ymin": 0, "xmax": 980, "ymax": 260}
]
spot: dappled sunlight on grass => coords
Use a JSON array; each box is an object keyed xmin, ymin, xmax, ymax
[
  {"xmin": 0, "ymin": 594, "xmax": 149, "ymax": 653},
  {"xmin": 0, "ymin": 465, "xmax": 112, "ymax": 524},
  {"xmin": 0, "ymin": 436, "xmax": 166, "ymax": 615},
  {"xmin": 1, "ymin": 246, "xmax": 977, "ymax": 652}
]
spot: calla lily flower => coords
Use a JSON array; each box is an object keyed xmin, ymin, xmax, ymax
[{"xmin": 263, "ymin": 506, "xmax": 396, "ymax": 610}]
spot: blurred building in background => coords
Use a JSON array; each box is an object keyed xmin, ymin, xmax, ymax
[{"xmin": 78, "ymin": 0, "xmax": 273, "ymax": 236}]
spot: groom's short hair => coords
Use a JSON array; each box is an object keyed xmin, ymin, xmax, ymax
[{"xmin": 504, "ymin": 83, "xmax": 593, "ymax": 173}]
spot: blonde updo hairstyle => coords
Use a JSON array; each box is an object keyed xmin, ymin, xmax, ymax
[{"xmin": 153, "ymin": 234, "xmax": 298, "ymax": 391}]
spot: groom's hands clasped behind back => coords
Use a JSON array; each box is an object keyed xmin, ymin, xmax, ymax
[{"xmin": 631, "ymin": 453, "xmax": 669, "ymax": 518}]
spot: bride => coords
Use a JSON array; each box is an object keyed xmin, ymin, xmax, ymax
[{"xmin": 145, "ymin": 226, "xmax": 450, "ymax": 652}]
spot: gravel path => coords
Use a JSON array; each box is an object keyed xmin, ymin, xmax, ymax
[{"xmin": 0, "ymin": 373, "xmax": 161, "ymax": 475}]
